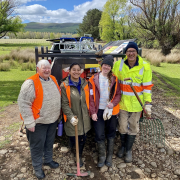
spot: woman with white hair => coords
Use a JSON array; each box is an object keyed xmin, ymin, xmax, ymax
[{"xmin": 18, "ymin": 59, "xmax": 61, "ymax": 179}]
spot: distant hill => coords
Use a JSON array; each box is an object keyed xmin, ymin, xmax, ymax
[{"xmin": 24, "ymin": 22, "xmax": 80, "ymax": 33}]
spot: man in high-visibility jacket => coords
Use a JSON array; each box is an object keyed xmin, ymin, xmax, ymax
[
  {"xmin": 18, "ymin": 59, "xmax": 61, "ymax": 179},
  {"xmin": 112, "ymin": 42, "xmax": 153, "ymax": 163}
]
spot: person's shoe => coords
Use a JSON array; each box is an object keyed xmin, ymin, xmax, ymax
[
  {"xmin": 34, "ymin": 169, "xmax": 45, "ymax": 179},
  {"xmin": 44, "ymin": 161, "xmax": 59, "ymax": 169},
  {"xmin": 97, "ymin": 141, "xmax": 106, "ymax": 168}
]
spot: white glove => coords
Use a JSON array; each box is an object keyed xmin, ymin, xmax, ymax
[
  {"xmin": 103, "ymin": 107, "xmax": 113, "ymax": 120},
  {"xmin": 107, "ymin": 108, "xmax": 113, "ymax": 119},
  {"xmin": 144, "ymin": 104, "xmax": 152, "ymax": 118},
  {"xmin": 70, "ymin": 116, "xmax": 78, "ymax": 126},
  {"xmin": 103, "ymin": 107, "xmax": 109, "ymax": 120}
]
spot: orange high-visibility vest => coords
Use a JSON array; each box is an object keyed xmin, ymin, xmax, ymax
[
  {"xmin": 89, "ymin": 74, "xmax": 120, "ymax": 115},
  {"xmin": 62, "ymin": 82, "xmax": 89, "ymax": 122},
  {"xmin": 20, "ymin": 73, "xmax": 61, "ymax": 120}
]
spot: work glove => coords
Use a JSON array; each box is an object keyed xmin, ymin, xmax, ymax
[
  {"xmin": 70, "ymin": 116, "xmax": 78, "ymax": 126},
  {"xmin": 107, "ymin": 108, "xmax": 113, "ymax": 119},
  {"xmin": 103, "ymin": 107, "xmax": 109, "ymax": 120},
  {"xmin": 144, "ymin": 104, "xmax": 152, "ymax": 118},
  {"xmin": 103, "ymin": 107, "xmax": 113, "ymax": 120}
]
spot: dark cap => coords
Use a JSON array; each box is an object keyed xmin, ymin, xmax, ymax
[
  {"xmin": 101, "ymin": 55, "xmax": 114, "ymax": 68},
  {"xmin": 125, "ymin": 41, "xmax": 138, "ymax": 53}
]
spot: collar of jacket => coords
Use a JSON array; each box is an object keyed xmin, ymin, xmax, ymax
[
  {"xmin": 124, "ymin": 55, "xmax": 144, "ymax": 71},
  {"xmin": 92, "ymin": 72, "xmax": 117, "ymax": 92},
  {"xmin": 63, "ymin": 76, "xmax": 86, "ymax": 88},
  {"xmin": 68, "ymin": 76, "xmax": 81, "ymax": 86}
]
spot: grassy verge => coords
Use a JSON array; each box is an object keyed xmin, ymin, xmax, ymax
[
  {"xmin": 0, "ymin": 68, "xmax": 35, "ymax": 109},
  {"xmin": 151, "ymin": 62, "xmax": 180, "ymax": 108}
]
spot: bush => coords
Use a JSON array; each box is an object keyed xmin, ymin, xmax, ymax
[
  {"xmin": 9, "ymin": 59, "xmax": 18, "ymax": 69},
  {"xmin": 21, "ymin": 62, "xmax": 36, "ymax": 71},
  {"xmin": 0, "ymin": 63, "xmax": 10, "ymax": 71},
  {"xmin": 166, "ymin": 52, "xmax": 180, "ymax": 64},
  {"xmin": 9, "ymin": 48, "xmax": 35, "ymax": 63},
  {"xmin": 142, "ymin": 48, "xmax": 165, "ymax": 66}
]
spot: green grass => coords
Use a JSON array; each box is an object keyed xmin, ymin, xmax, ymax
[
  {"xmin": 0, "ymin": 39, "xmax": 52, "ymax": 54},
  {"xmin": 0, "ymin": 68, "xmax": 35, "ymax": 108},
  {"xmin": 151, "ymin": 62, "xmax": 180, "ymax": 108},
  {"xmin": 151, "ymin": 63, "xmax": 180, "ymax": 93}
]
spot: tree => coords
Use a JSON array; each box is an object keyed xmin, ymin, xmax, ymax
[
  {"xmin": 129, "ymin": 0, "xmax": 180, "ymax": 55},
  {"xmin": 0, "ymin": 0, "xmax": 25, "ymax": 38},
  {"xmin": 99, "ymin": 0, "xmax": 129, "ymax": 42},
  {"xmin": 77, "ymin": 8, "xmax": 102, "ymax": 40}
]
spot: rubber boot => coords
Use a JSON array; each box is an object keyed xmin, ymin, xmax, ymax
[
  {"xmin": 125, "ymin": 135, "xmax": 136, "ymax": 163},
  {"xmin": 79, "ymin": 140, "xmax": 85, "ymax": 167},
  {"xmin": 105, "ymin": 138, "xmax": 114, "ymax": 167},
  {"xmin": 97, "ymin": 141, "xmax": 106, "ymax": 167},
  {"xmin": 117, "ymin": 134, "xmax": 126, "ymax": 158}
]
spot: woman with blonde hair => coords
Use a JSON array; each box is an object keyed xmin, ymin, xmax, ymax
[{"xmin": 89, "ymin": 55, "xmax": 121, "ymax": 167}]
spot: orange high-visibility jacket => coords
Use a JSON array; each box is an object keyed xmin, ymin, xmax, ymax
[
  {"xmin": 62, "ymin": 81, "xmax": 89, "ymax": 122},
  {"xmin": 89, "ymin": 73, "xmax": 120, "ymax": 116},
  {"xmin": 20, "ymin": 73, "xmax": 61, "ymax": 120}
]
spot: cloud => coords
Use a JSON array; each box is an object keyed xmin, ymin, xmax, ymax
[
  {"xmin": 18, "ymin": 0, "xmax": 47, "ymax": 4},
  {"xmin": 16, "ymin": 0, "xmax": 108, "ymax": 23}
]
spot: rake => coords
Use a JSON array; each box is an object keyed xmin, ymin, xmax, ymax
[{"xmin": 124, "ymin": 78, "xmax": 165, "ymax": 146}]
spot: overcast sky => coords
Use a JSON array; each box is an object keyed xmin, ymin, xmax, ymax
[{"xmin": 16, "ymin": 0, "xmax": 108, "ymax": 23}]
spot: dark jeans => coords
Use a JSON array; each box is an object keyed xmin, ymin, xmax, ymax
[
  {"xmin": 92, "ymin": 109, "xmax": 118, "ymax": 143},
  {"xmin": 69, "ymin": 134, "xmax": 86, "ymax": 148},
  {"xmin": 26, "ymin": 120, "xmax": 58, "ymax": 170}
]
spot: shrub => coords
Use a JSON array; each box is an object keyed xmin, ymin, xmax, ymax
[
  {"xmin": 21, "ymin": 62, "xmax": 36, "ymax": 71},
  {"xmin": 142, "ymin": 48, "xmax": 166, "ymax": 66},
  {"xmin": 9, "ymin": 59, "xmax": 18, "ymax": 69},
  {"xmin": 0, "ymin": 63, "xmax": 10, "ymax": 71},
  {"xmin": 166, "ymin": 52, "xmax": 180, "ymax": 64}
]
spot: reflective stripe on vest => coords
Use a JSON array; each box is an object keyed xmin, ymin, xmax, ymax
[
  {"xmin": 62, "ymin": 82, "xmax": 89, "ymax": 122},
  {"xmin": 119, "ymin": 62, "xmax": 153, "ymax": 96},
  {"xmin": 20, "ymin": 74, "xmax": 61, "ymax": 120},
  {"xmin": 89, "ymin": 75, "xmax": 120, "ymax": 115}
]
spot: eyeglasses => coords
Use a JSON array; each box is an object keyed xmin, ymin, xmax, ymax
[
  {"xmin": 126, "ymin": 50, "xmax": 137, "ymax": 54},
  {"xmin": 42, "ymin": 67, "xmax": 51, "ymax": 70}
]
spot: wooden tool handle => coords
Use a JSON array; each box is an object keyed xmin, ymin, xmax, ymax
[{"xmin": 75, "ymin": 125, "xmax": 79, "ymax": 165}]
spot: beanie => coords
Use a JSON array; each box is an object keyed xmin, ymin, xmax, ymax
[
  {"xmin": 101, "ymin": 55, "xmax": 114, "ymax": 68},
  {"xmin": 124, "ymin": 41, "xmax": 138, "ymax": 53}
]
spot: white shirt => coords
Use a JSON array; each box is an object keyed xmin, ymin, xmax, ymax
[{"xmin": 99, "ymin": 73, "xmax": 110, "ymax": 109}]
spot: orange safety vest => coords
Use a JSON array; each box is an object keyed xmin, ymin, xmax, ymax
[
  {"xmin": 89, "ymin": 74, "xmax": 120, "ymax": 115},
  {"xmin": 20, "ymin": 73, "xmax": 61, "ymax": 120},
  {"xmin": 62, "ymin": 81, "xmax": 89, "ymax": 122}
]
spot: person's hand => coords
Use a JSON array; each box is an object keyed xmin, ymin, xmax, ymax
[
  {"xmin": 144, "ymin": 104, "xmax": 152, "ymax": 118},
  {"xmin": 103, "ymin": 107, "xmax": 109, "ymax": 120},
  {"xmin": 92, "ymin": 114, "xmax": 98, "ymax": 121},
  {"xmin": 107, "ymin": 109, "xmax": 113, "ymax": 119},
  {"xmin": 27, "ymin": 127, "xmax": 35, "ymax": 132},
  {"xmin": 70, "ymin": 116, "xmax": 78, "ymax": 126},
  {"xmin": 107, "ymin": 102, "xmax": 114, "ymax": 109}
]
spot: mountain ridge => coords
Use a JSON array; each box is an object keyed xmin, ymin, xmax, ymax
[{"xmin": 24, "ymin": 22, "xmax": 80, "ymax": 33}]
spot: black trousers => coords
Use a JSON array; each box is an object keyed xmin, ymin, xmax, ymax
[
  {"xmin": 92, "ymin": 109, "xmax": 118, "ymax": 143},
  {"xmin": 26, "ymin": 120, "xmax": 58, "ymax": 170}
]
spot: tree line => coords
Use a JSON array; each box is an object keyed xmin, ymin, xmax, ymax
[
  {"xmin": 1, "ymin": 0, "xmax": 180, "ymax": 55},
  {"xmin": 7, "ymin": 31, "xmax": 77, "ymax": 39}
]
